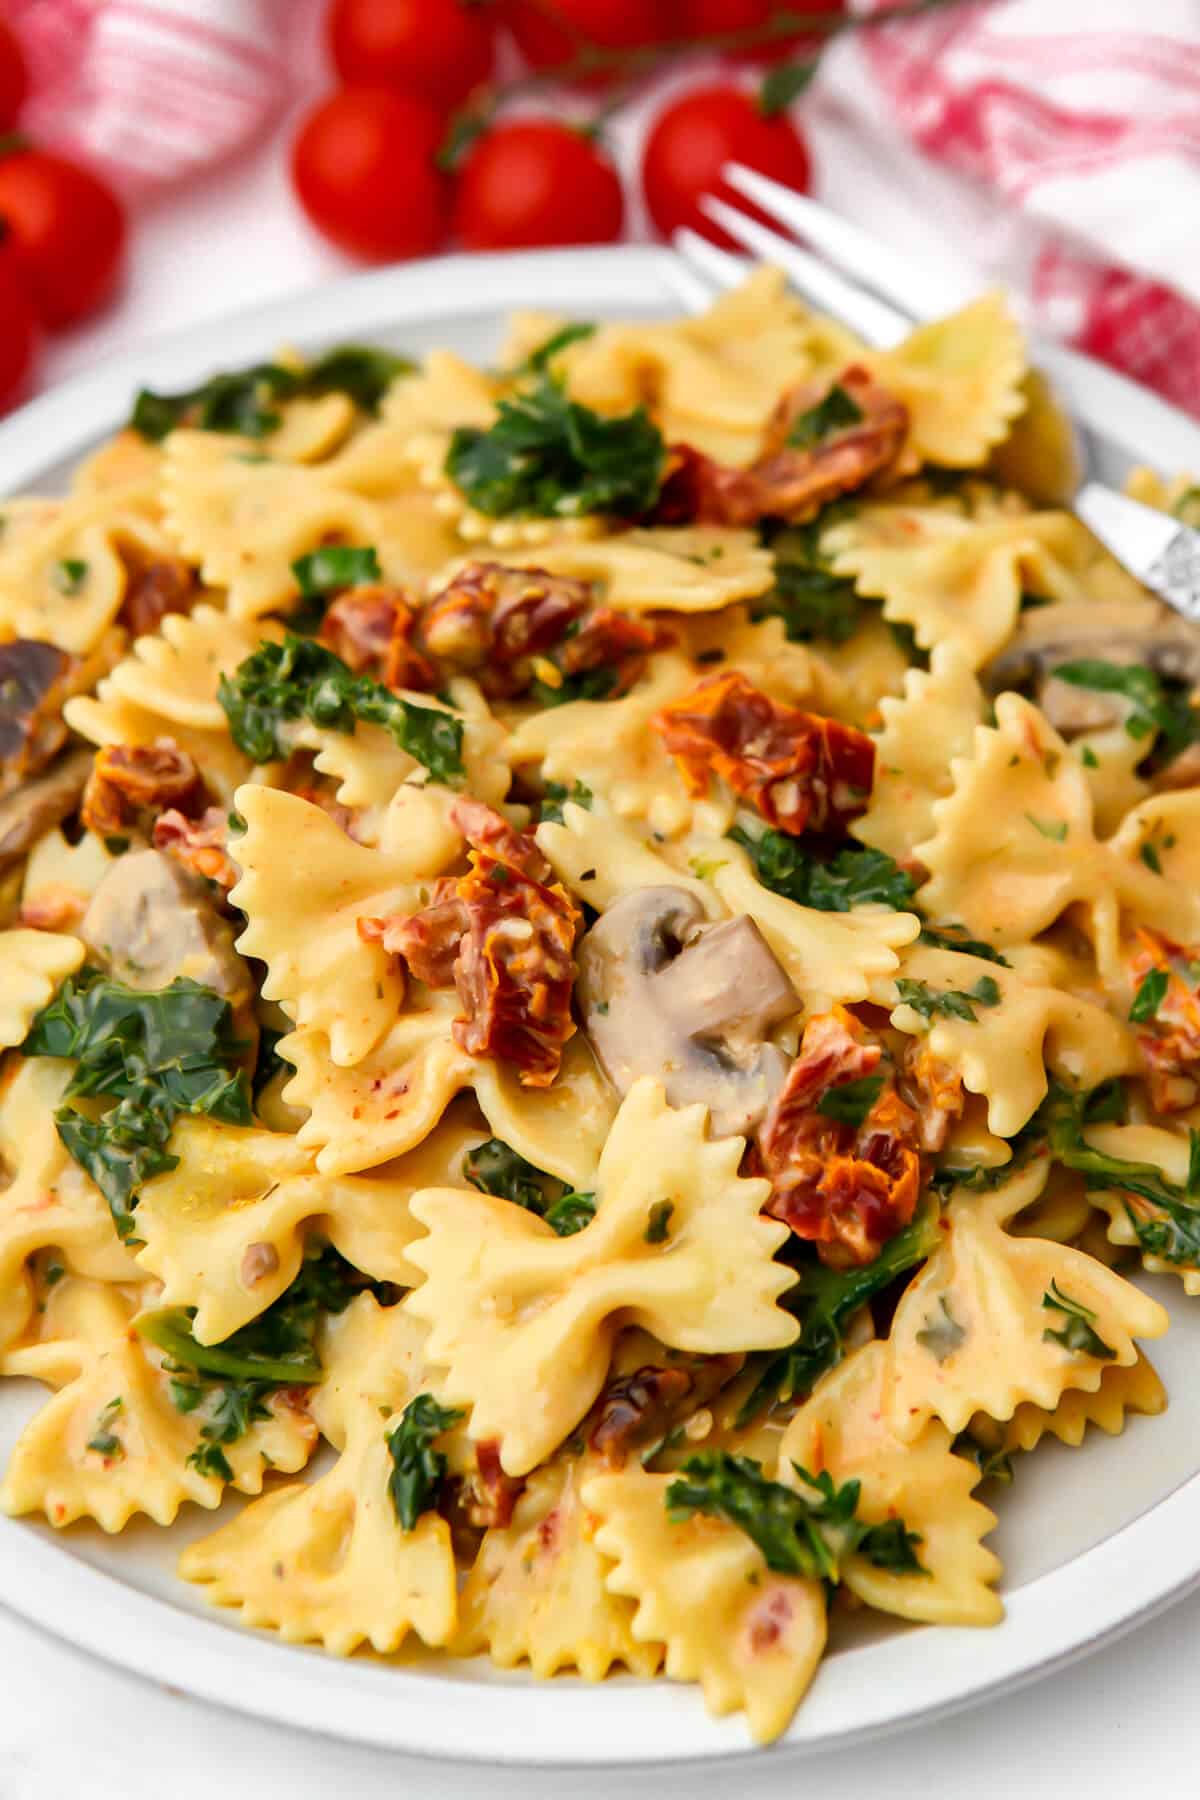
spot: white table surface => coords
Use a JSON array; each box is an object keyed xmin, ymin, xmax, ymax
[{"xmin": 4, "ymin": 13, "xmax": 1197, "ymax": 1795}]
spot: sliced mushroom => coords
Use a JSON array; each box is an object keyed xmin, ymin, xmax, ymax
[
  {"xmin": 577, "ymin": 885, "xmax": 800, "ymax": 1138},
  {"xmin": 81, "ymin": 848, "xmax": 256, "ymax": 1035},
  {"xmin": 985, "ymin": 596, "xmax": 1200, "ymax": 735},
  {"xmin": 0, "ymin": 747, "xmax": 93, "ymax": 875},
  {"xmin": 0, "ymin": 639, "xmax": 73, "ymax": 792}
]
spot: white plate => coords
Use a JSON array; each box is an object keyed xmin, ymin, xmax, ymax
[{"xmin": 2, "ymin": 245, "xmax": 1199, "ymax": 1766}]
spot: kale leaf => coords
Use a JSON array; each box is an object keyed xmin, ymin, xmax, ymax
[
  {"xmin": 1041, "ymin": 1279, "xmax": 1115, "ymax": 1360},
  {"xmin": 539, "ymin": 779, "xmax": 593, "ymax": 824},
  {"xmin": 786, "ymin": 383, "xmax": 864, "ymax": 450},
  {"xmin": 22, "ymin": 970, "xmax": 251, "ymax": 1240},
  {"xmin": 1053, "ymin": 659, "xmax": 1200, "ymax": 762},
  {"xmin": 461, "ymin": 1135, "xmax": 596, "ymax": 1237},
  {"xmin": 385, "ymin": 1393, "xmax": 465, "ymax": 1530},
  {"xmin": 916, "ymin": 922, "xmax": 1010, "ymax": 966},
  {"xmin": 509, "ymin": 321, "xmax": 596, "ymax": 378},
  {"xmin": 218, "ymin": 634, "xmax": 464, "ymax": 784},
  {"xmin": 130, "ymin": 345, "xmax": 413, "ymax": 441},
  {"xmin": 729, "ymin": 825, "xmax": 918, "ymax": 913},
  {"xmin": 815, "ymin": 1074, "xmax": 885, "ymax": 1128},
  {"xmin": 895, "ymin": 974, "xmax": 1001, "ymax": 1024},
  {"xmin": 665, "ymin": 1452, "xmax": 925, "ymax": 1581},
  {"xmin": 445, "ymin": 370, "xmax": 665, "ymax": 519},
  {"xmin": 757, "ymin": 518, "xmax": 862, "ymax": 645},
  {"xmin": 137, "ymin": 1245, "xmax": 375, "ymax": 1385},
  {"xmin": 292, "ymin": 544, "xmax": 381, "ymax": 597},
  {"xmin": 737, "ymin": 1204, "xmax": 940, "ymax": 1423}
]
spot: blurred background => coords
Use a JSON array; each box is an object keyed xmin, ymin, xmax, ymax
[{"xmin": 0, "ymin": 0, "xmax": 1197, "ymax": 417}]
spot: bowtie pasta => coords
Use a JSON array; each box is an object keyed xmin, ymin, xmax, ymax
[{"xmin": 0, "ymin": 270, "xmax": 1195, "ymax": 1746}]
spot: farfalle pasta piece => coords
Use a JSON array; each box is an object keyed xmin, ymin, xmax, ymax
[
  {"xmin": 584, "ymin": 1463, "xmax": 826, "ymax": 1744},
  {"xmin": 1, "ymin": 1276, "xmax": 316, "ymax": 1531},
  {"xmin": 20, "ymin": 829, "xmax": 116, "ymax": 929},
  {"xmin": 63, "ymin": 687, "xmax": 253, "ymax": 806},
  {"xmin": 73, "ymin": 604, "xmax": 283, "ymax": 736},
  {"xmin": 0, "ymin": 929, "xmax": 85, "ymax": 1050},
  {"xmin": 162, "ymin": 423, "xmax": 461, "ymax": 618},
  {"xmin": 134, "ymin": 1112, "xmax": 477, "ymax": 1341},
  {"xmin": 0, "ymin": 1058, "xmax": 140, "ymax": 1351},
  {"xmin": 878, "ymin": 942, "xmax": 1135, "ymax": 1138},
  {"xmin": 884, "ymin": 1162, "xmax": 1169, "ymax": 1441},
  {"xmin": 869, "ymin": 292, "xmax": 1027, "ymax": 468},
  {"xmin": 780, "ymin": 1340, "xmax": 1003, "ymax": 1626},
  {"xmin": 180, "ymin": 1295, "xmax": 457, "ymax": 1651},
  {"xmin": 456, "ymin": 1452, "xmax": 661, "ymax": 1680},
  {"xmin": 826, "ymin": 507, "xmax": 1135, "ymax": 669},
  {"xmin": 915, "ymin": 693, "xmax": 1200, "ymax": 971},
  {"xmin": 853, "ymin": 643, "xmax": 983, "ymax": 860},
  {"xmin": 536, "ymin": 802, "xmax": 718, "ymax": 914},
  {"xmin": 405, "ymin": 1079, "xmax": 796, "ymax": 1475},
  {"xmin": 998, "ymin": 1350, "xmax": 1166, "ymax": 1454},
  {"xmin": 283, "ymin": 1003, "xmax": 614, "ymax": 1183},
  {"xmin": 0, "ymin": 480, "xmax": 174, "ymax": 653},
  {"xmin": 231, "ymin": 785, "xmax": 456, "ymax": 1066},
  {"xmin": 480, "ymin": 526, "xmax": 774, "ymax": 615}
]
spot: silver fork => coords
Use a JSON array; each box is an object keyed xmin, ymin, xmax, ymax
[{"xmin": 668, "ymin": 164, "xmax": 1200, "ymax": 625}]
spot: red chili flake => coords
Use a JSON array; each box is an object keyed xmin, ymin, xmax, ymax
[
  {"xmin": 1126, "ymin": 926, "xmax": 1200, "ymax": 1112},
  {"xmin": 360, "ymin": 800, "xmax": 580, "ymax": 1087},
  {"xmin": 80, "ymin": 740, "xmax": 209, "ymax": 839},
  {"xmin": 653, "ymin": 670, "xmax": 874, "ymax": 836},
  {"xmin": 653, "ymin": 366, "xmax": 909, "ymax": 528},
  {"xmin": 320, "ymin": 585, "xmax": 438, "ymax": 692},
  {"xmin": 756, "ymin": 1009, "xmax": 921, "ymax": 1267}
]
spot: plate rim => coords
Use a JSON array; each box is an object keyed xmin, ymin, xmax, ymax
[{"xmin": 2, "ymin": 242, "xmax": 1200, "ymax": 1764}]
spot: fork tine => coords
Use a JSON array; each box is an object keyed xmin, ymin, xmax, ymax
[
  {"xmin": 673, "ymin": 227, "xmax": 747, "ymax": 294},
  {"xmin": 696, "ymin": 195, "xmax": 910, "ymax": 348},
  {"xmin": 722, "ymin": 164, "xmax": 974, "ymax": 321},
  {"xmin": 662, "ymin": 236, "xmax": 724, "ymax": 313}
]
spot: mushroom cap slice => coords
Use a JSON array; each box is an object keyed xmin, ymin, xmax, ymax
[{"xmin": 577, "ymin": 885, "xmax": 800, "ymax": 1139}]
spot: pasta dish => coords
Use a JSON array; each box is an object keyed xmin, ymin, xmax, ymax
[{"xmin": 1, "ymin": 269, "xmax": 1197, "ymax": 1743}]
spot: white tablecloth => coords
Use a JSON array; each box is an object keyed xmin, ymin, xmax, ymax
[{"xmin": 7, "ymin": 15, "xmax": 1198, "ymax": 1793}]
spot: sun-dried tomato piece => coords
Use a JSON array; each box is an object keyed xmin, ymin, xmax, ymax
[
  {"xmin": 361, "ymin": 800, "xmax": 580, "ymax": 1086},
  {"xmin": 119, "ymin": 549, "xmax": 197, "ymax": 639},
  {"xmin": 654, "ymin": 366, "xmax": 909, "ymax": 528},
  {"xmin": 19, "ymin": 883, "xmax": 87, "ymax": 933},
  {"xmin": 153, "ymin": 804, "xmax": 241, "ymax": 894},
  {"xmin": 421, "ymin": 560, "xmax": 591, "ymax": 695},
  {"xmin": 898, "ymin": 1039, "xmax": 966, "ymax": 1153},
  {"xmin": 653, "ymin": 670, "xmax": 874, "ymax": 836},
  {"xmin": 1126, "ymin": 926, "xmax": 1200, "ymax": 1111},
  {"xmin": 757, "ymin": 1009, "xmax": 921, "ymax": 1266},
  {"xmin": 460, "ymin": 1437, "xmax": 527, "ymax": 1530},
  {"xmin": 80, "ymin": 741, "xmax": 208, "ymax": 840},
  {"xmin": 320, "ymin": 585, "xmax": 439, "ymax": 692},
  {"xmin": 555, "ymin": 605, "xmax": 664, "ymax": 695},
  {"xmin": 588, "ymin": 1353, "xmax": 743, "ymax": 1468}
]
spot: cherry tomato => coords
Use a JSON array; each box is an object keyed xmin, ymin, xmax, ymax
[
  {"xmin": 503, "ymin": 0, "xmax": 679, "ymax": 84},
  {"xmin": 641, "ymin": 83, "xmax": 812, "ymax": 245},
  {"xmin": 678, "ymin": 0, "xmax": 846, "ymax": 63},
  {"xmin": 291, "ymin": 88, "xmax": 449, "ymax": 262},
  {"xmin": 0, "ymin": 20, "xmax": 28, "ymax": 130},
  {"xmin": 0, "ymin": 146, "xmax": 127, "ymax": 329},
  {"xmin": 328, "ymin": 0, "xmax": 495, "ymax": 111},
  {"xmin": 0, "ymin": 238, "xmax": 39, "ymax": 411},
  {"xmin": 454, "ymin": 120, "xmax": 624, "ymax": 251}
]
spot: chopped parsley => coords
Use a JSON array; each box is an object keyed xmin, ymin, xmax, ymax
[
  {"xmin": 1129, "ymin": 967, "xmax": 1168, "ymax": 1023},
  {"xmin": 21, "ymin": 970, "xmax": 251, "ymax": 1241},
  {"xmin": 1041, "ymin": 1279, "xmax": 1115, "ymax": 1360},
  {"xmin": 1025, "ymin": 813, "xmax": 1067, "ymax": 842},
  {"xmin": 786, "ymin": 383, "xmax": 864, "ymax": 451},
  {"xmin": 445, "ymin": 370, "xmax": 665, "ymax": 519},
  {"xmin": 815, "ymin": 1074, "xmax": 885, "ymax": 1128},
  {"xmin": 385, "ymin": 1393, "xmax": 465, "ymax": 1530},
  {"xmin": 218, "ymin": 634, "xmax": 464, "ymax": 784},
  {"xmin": 291, "ymin": 544, "xmax": 381, "ymax": 597},
  {"xmin": 895, "ymin": 975, "xmax": 1001, "ymax": 1024},
  {"xmin": 130, "ymin": 345, "xmax": 413, "ymax": 441},
  {"xmin": 539, "ymin": 778, "xmax": 593, "ymax": 824},
  {"xmin": 665, "ymin": 1453, "xmax": 924, "ymax": 1581},
  {"xmin": 87, "ymin": 1396, "xmax": 124, "ymax": 1459},
  {"xmin": 915, "ymin": 1296, "xmax": 966, "ymax": 1363},
  {"xmin": 51, "ymin": 558, "xmax": 88, "ymax": 595},
  {"xmin": 644, "ymin": 1200, "xmax": 674, "ymax": 1244}
]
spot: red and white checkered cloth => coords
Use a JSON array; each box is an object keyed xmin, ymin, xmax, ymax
[{"xmin": 6, "ymin": 0, "xmax": 1200, "ymax": 419}]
